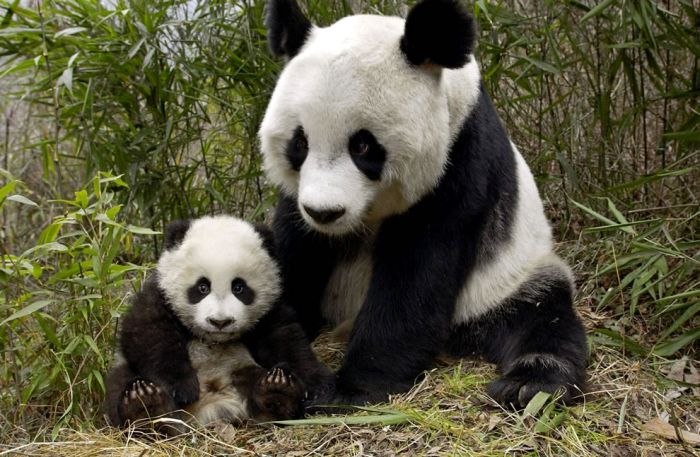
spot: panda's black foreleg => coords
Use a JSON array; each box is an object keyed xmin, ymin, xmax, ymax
[
  {"xmin": 328, "ymin": 216, "xmax": 472, "ymax": 405},
  {"xmin": 272, "ymin": 196, "xmax": 339, "ymax": 339},
  {"xmin": 448, "ymin": 275, "xmax": 588, "ymax": 408}
]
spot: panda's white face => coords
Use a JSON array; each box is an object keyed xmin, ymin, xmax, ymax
[
  {"xmin": 260, "ymin": 15, "xmax": 481, "ymax": 235},
  {"xmin": 157, "ymin": 216, "xmax": 280, "ymax": 342}
]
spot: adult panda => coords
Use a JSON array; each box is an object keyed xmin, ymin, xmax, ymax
[
  {"xmin": 258, "ymin": 0, "xmax": 588, "ymax": 409},
  {"xmin": 105, "ymin": 216, "xmax": 330, "ymax": 433}
]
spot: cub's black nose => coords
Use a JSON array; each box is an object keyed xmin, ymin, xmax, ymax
[
  {"xmin": 303, "ymin": 205, "xmax": 346, "ymax": 224},
  {"xmin": 207, "ymin": 317, "xmax": 233, "ymax": 329}
]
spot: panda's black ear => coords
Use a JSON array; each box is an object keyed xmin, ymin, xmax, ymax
[
  {"xmin": 164, "ymin": 219, "xmax": 190, "ymax": 250},
  {"xmin": 400, "ymin": 0, "xmax": 476, "ymax": 69},
  {"xmin": 266, "ymin": 0, "xmax": 312, "ymax": 58},
  {"xmin": 253, "ymin": 223, "xmax": 277, "ymax": 260}
]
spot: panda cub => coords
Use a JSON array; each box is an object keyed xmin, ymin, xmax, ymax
[{"xmin": 105, "ymin": 215, "xmax": 330, "ymax": 432}]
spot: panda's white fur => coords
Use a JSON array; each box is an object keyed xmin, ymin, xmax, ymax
[
  {"xmin": 260, "ymin": 0, "xmax": 588, "ymax": 407},
  {"xmin": 260, "ymin": 15, "xmax": 481, "ymax": 235},
  {"xmin": 157, "ymin": 216, "xmax": 281, "ymax": 342},
  {"xmin": 261, "ymin": 14, "xmax": 555, "ymax": 325},
  {"xmin": 184, "ymin": 340, "xmax": 255, "ymax": 425}
]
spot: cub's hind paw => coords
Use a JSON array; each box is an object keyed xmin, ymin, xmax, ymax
[
  {"xmin": 118, "ymin": 379, "xmax": 174, "ymax": 423},
  {"xmin": 253, "ymin": 367, "xmax": 305, "ymax": 420}
]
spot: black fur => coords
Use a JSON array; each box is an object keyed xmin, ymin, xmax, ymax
[
  {"xmin": 400, "ymin": 0, "xmax": 476, "ymax": 68},
  {"xmin": 348, "ymin": 129, "xmax": 386, "ymax": 181},
  {"xmin": 447, "ymin": 270, "xmax": 588, "ymax": 407},
  {"xmin": 266, "ymin": 0, "xmax": 312, "ymax": 58},
  {"xmin": 272, "ymin": 87, "xmax": 587, "ymax": 407},
  {"xmin": 253, "ymin": 223, "xmax": 277, "ymax": 258},
  {"xmin": 232, "ymin": 278, "xmax": 255, "ymax": 306},
  {"xmin": 164, "ymin": 219, "xmax": 190, "ymax": 250},
  {"xmin": 285, "ymin": 126, "xmax": 309, "ymax": 171}
]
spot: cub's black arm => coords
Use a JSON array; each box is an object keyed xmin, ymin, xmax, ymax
[
  {"xmin": 119, "ymin": 276, "xmax": 199, "ymax": 406},
  {"xmin": 243, "ymin": 303, "xmax": 334, "ymax": 400}
]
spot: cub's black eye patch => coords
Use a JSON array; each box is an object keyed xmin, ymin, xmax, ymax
[
  {"xmin": 286, "ymin": 126, "xmax": 308, "ymax": 171},
  {"xmin": 187, "ymin": 277, "xmax": 211, "ymax": 304},
  {"xmin": 348, "ymin": 129, "xmax": 386, "ymax": 181},
  {"xmin": 232, "ymin": 277, "xmax": 255, "ymax": 306}
]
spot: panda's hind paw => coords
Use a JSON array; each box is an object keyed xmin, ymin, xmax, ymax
[{"xmin": 486, "ymin": 375, "xmax": 582, "ymax": 409}]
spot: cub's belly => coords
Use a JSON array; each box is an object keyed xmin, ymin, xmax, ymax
[{"xmin": 185, "ymin": 340, "xmax": 257, "ymax": 424}]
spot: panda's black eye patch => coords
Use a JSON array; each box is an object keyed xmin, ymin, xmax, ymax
[
  {"xmin": 187, "ymin": 277, "xmax": 211, "ymax": 304},
  {"xmin": 286, "ymin": 126, "xmax": 308, "ymax": 171},
  {"xmin": 231, "ymin": 277, "xmax": 255, "ymax": 306},
  {"xmin": 348, "ymin": 129, "xmax": 386, "ymax": 181}
]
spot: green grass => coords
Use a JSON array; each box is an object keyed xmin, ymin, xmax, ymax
[{"xmin": 0, "ymin": 0, "xmax": 698, "ymax": 454}]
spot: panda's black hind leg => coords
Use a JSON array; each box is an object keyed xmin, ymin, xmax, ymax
[{"xmin": 448, "ymin": 267, "xmax": 588, "ymax": 408}]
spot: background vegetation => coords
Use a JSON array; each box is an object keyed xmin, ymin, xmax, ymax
[{"xmin": 1, "ymin": 0, "xmax": 697, "ymax": 454}]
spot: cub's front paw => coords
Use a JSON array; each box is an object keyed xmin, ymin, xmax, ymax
[
  {"xmin": 118, "ymin": 379, "xmax": 174, "ymax": 423},
  {"xmin": 253, "ymin": 367, "xmax": 305, "ymax": 420}
]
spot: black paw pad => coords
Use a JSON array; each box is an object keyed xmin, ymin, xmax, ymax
[{"xmin": 253, "ymin": 367, "xmax": 305, "ymax": 420}]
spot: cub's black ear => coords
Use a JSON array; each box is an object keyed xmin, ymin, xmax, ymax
[
  {"xmin": 266, "ymin": 0, "xmax": 312, "ymax": 58},
  {"xmin": 400, "ymin": 0, "xmax": 476, "ymax": 69},
  {"xmin": 253, "ymin": 223, "xmax": 277, "ymax": 259},
  {"xmin": 164, "ymin": 219, "xmax": 190, "ymax": 250}
]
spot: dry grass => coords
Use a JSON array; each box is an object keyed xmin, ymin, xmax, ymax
[{"xmin": 2, "ymin": 327, "xmax": 698, "ymax": 457}]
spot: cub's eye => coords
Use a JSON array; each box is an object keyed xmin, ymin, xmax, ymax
[
  {"xmin": 351, "ymin": 141, "xmax": 370, "ymax": 157},
  {"xmin": 197, "ymin": 278, "xmax": 210, "ymax": 295},
  {"xmin": 231, "ymin": 278, "xmax": 246, "ymax": 296}
]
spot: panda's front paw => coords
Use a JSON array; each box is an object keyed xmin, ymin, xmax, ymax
[
  {"xmin": 170, "ymin": 373, "xmax": 200, "ymax": 406},
  {"xmin": 253, "ymin": 367, "xmax": 305, "ymax": 420},
  {"xmin": 118, "ymin": 379, "xmax": 174, "ymax": 423},
  {"xmin": 486, "ymin": 375, "xmax": 581, "ymax": 408}
]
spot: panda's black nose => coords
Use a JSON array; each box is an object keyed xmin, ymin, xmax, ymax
[
  {"xmin": 207, "ymin": 317, "xmax": 233, "ymax": 329},
  {"xmin": 303, "ymin": 205, "xmax": 346, "ymax": 224}
]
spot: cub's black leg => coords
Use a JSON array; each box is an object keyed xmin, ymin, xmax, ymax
[
  {"xmin": 105, "ymin": 362, "xmax": 186, "ymax": 435},
  {"xmin": 448, "ymin": 269, "xmax": 588, "ymax": 408}
]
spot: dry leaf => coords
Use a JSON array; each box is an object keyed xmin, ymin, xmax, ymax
[
  {"xmin": 687, "ymin": 362, "xmax": 700, "ymax": 398},
  {"xmin": 642, "ymin": 417, "xmax": 700, "ymax": 446},
  {"xmin": 665, "ymin": 356, "xmax": 688, "ymax": 382}
]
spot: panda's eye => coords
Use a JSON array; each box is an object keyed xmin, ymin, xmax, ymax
[
  {"xmin": 286, "ymin": 126, "xmax": 309, "ymax": 171},
  {"xmin": 231, "ymin": 278, "xmax": 246, "ymax": 295},
  {"xmin": 351, "ymin": 141, "xmax": 370, "ymax": 157},
  {"xmin": 197, "ymin": 279, "xmax": 210, "ymax": 295}
]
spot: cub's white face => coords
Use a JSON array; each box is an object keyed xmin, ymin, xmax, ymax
[
  {"xmin": 260, "ymin": 15, "xmax": 480, "ymax": 236},
  {"xmin": 157, "ymin": 216, "xmax": 280, "ymax": 342}
]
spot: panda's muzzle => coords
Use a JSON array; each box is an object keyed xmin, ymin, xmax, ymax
[{"xmin": 303, "ymin": 205, "xmax": 346, "ymax": 224}]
